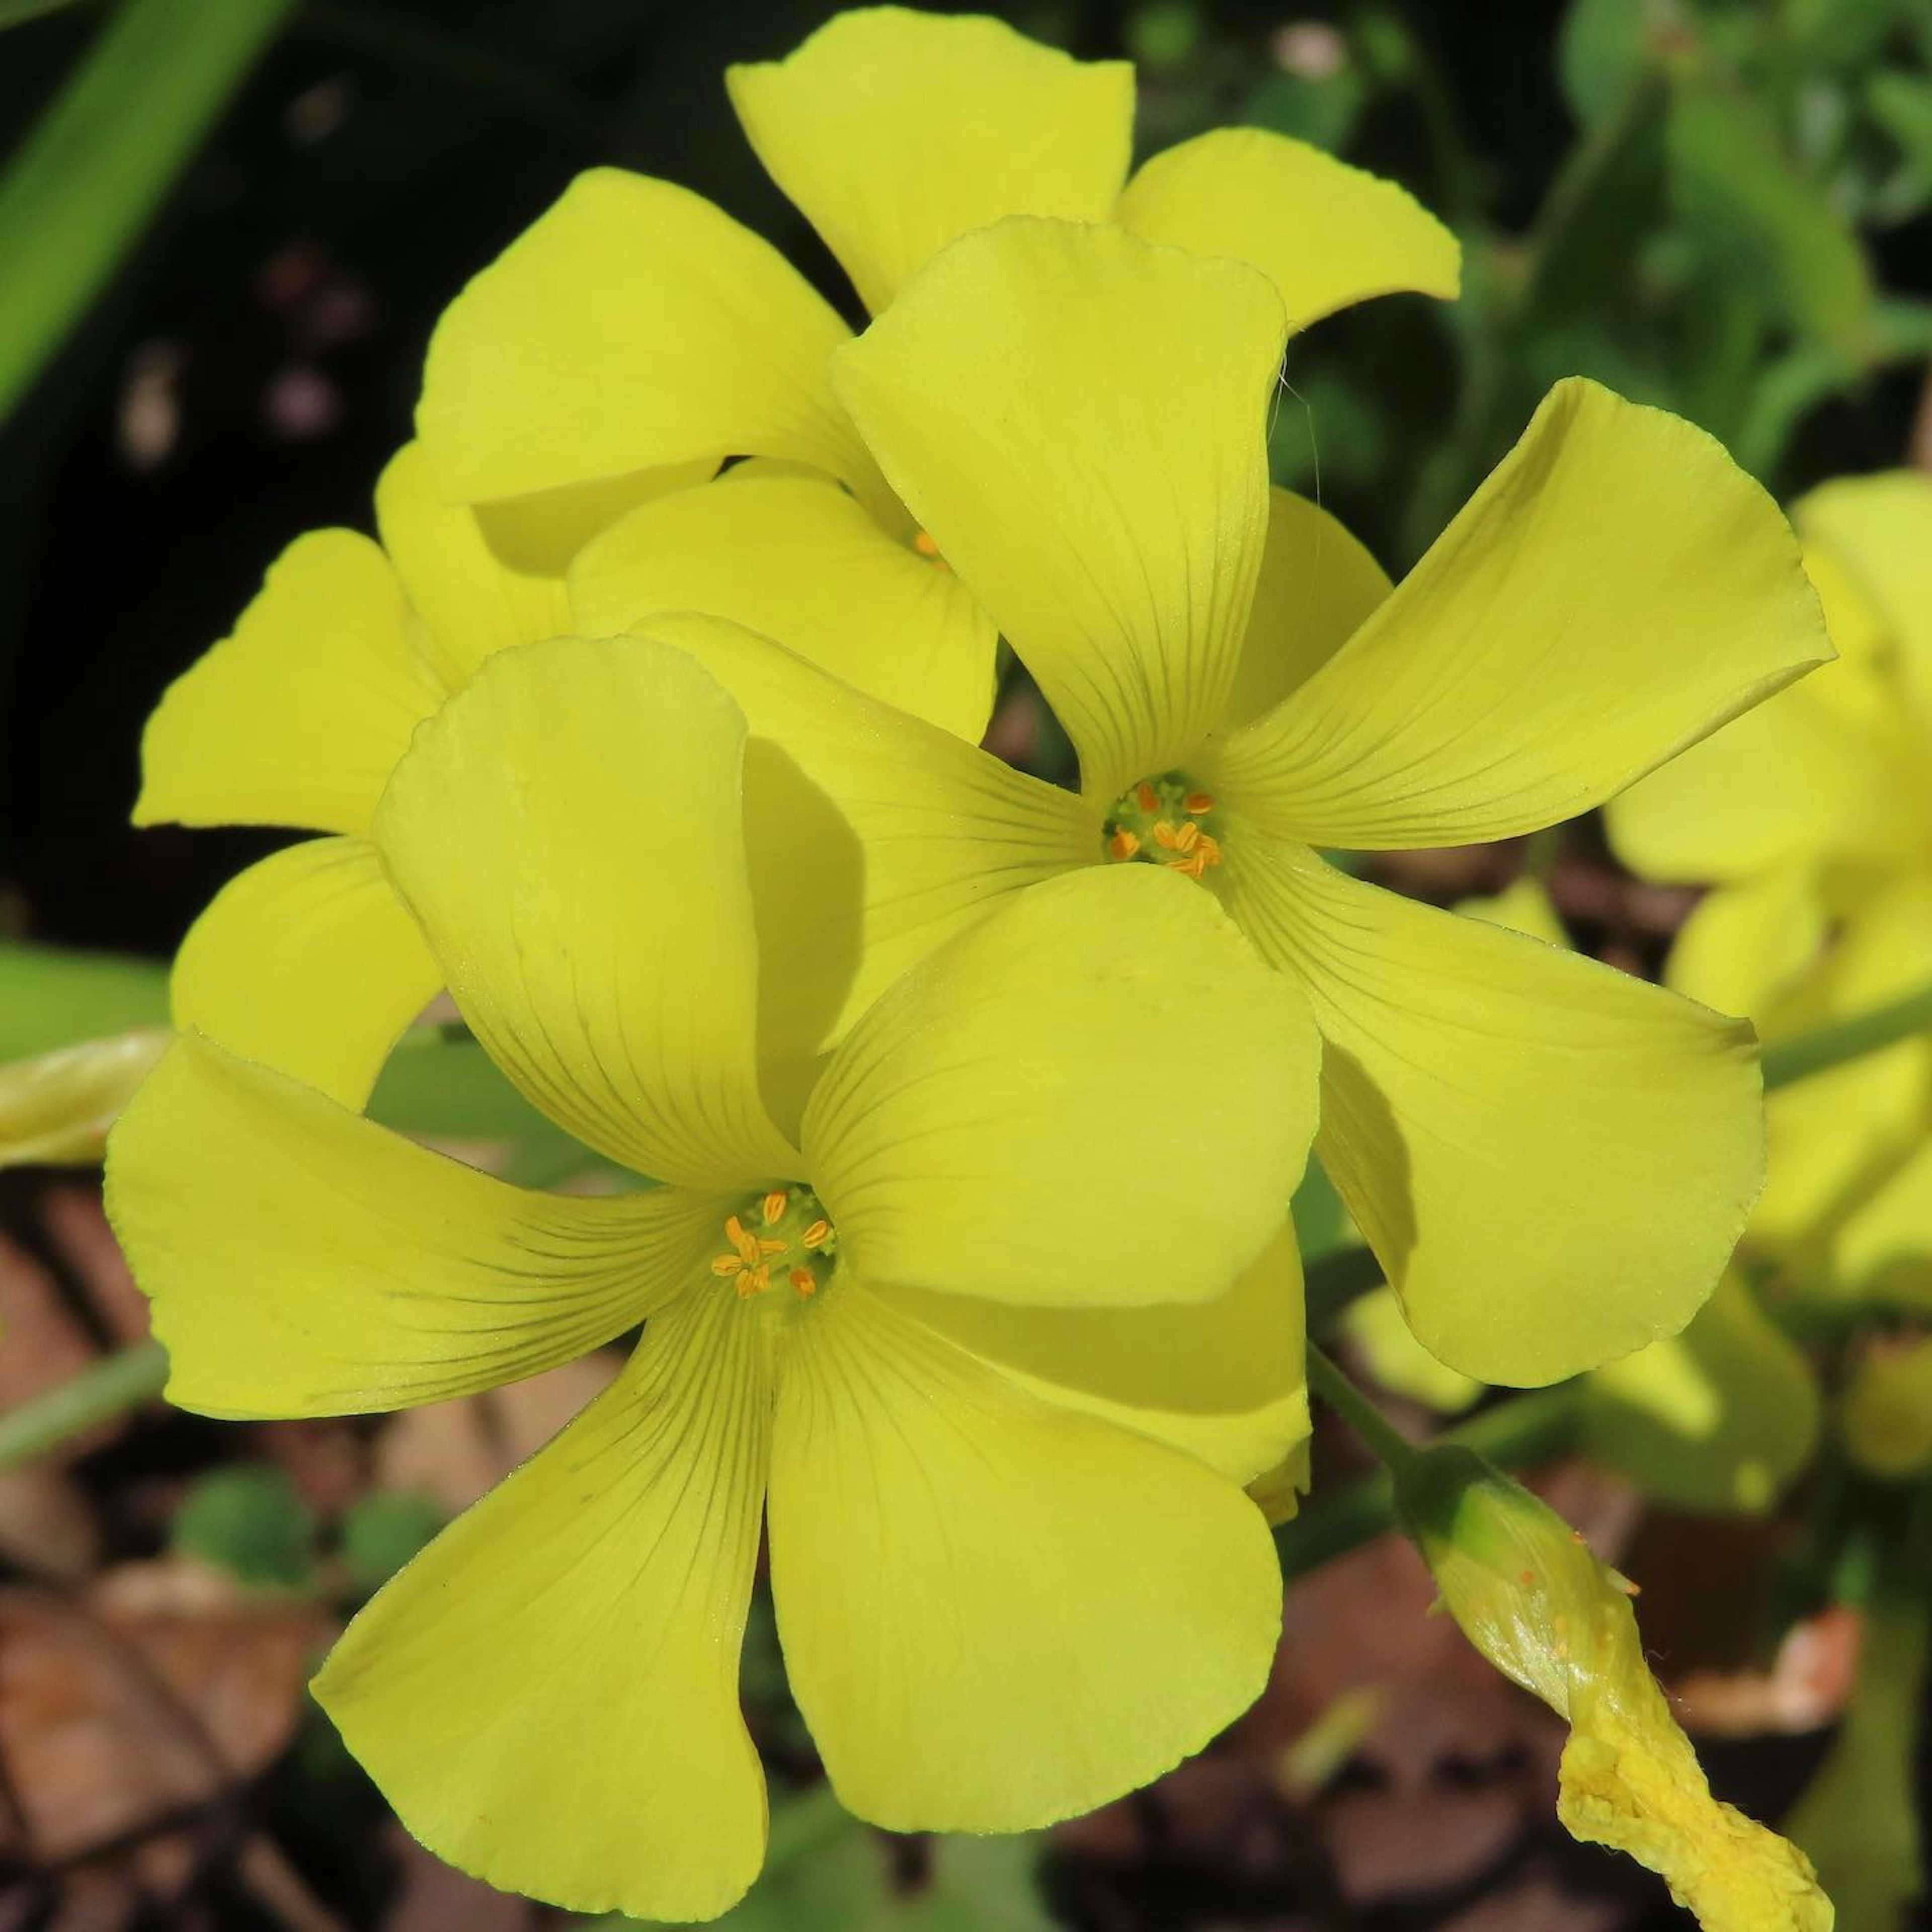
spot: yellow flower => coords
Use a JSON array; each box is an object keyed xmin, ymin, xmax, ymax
[
  {"xmin": 1609, "ymin": 473, "xmax": 1932, "ymax": 1309},
  {"xmin": 417, "ymin": 5, "xmax": 1461, "ymax": 744},
  {"xmin": 107, "ymin": 637, "xmax": 1321, "ymax": 1921},
  {"xmin": 646, "ymin": 215, "xmax": 1830, "ymax": 1386},
  {"xmin": 1399, "ymin": 1447, "xmax": 1833, "ymax": 1931},
  {"xmin": 0, "ymin": 1026, "xmax": 169, "ymax": 1168}
]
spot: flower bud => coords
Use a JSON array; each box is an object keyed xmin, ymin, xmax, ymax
[
  {"xmin": 1397, "ymin": 1445, "xmax": 1832, "ymax": 1931},
  {"xmin": 0, "ymin": 1027, "xmax": 170, "ymax": 1168}
]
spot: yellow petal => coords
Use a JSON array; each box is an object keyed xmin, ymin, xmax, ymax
[
  {"xmin": 1795, "ymin": 468, "xmax": 1932, "ymax": 720},
  {"xmin": 767, "ymin": 1283, "xmax": 1279, "ymax": 1831},
  {"xmin": 105, "ymin": 1031, "xmax": 730, "ymax": 1418},
  {"xmin": 170, "ymin": 837, "xmax": 442, "ymax": 1109},
  {"xmin": 135, "ymin": 530, "xmax": 439, "ymax": 837},
  {"xmin": 373, "ymin": 441, "xmax": 573, "ymax": 690},
  {"xmin": 833, "ymin": 217, "xmax": 1283, "ymax": 805},
  {"xmin": 417, "ymin": 169, "xmax": 878, "ymax": 508},
  {"xmin": 569, "ymin": 467, "xmax": 998, "ymax": 741},
  {"xmin": 1459, "ymin": 875, "xmax": 1570, "ymax": 949},
  {"xmin": 727, "ymin": 8, "xmax": 1132, "ymax": 315},
  {"xmin": 1215, "ymin": 487, "xmax": 1392, "ymax": 739},
  {"xmin": 881, "ymin": 1223, "xmax": 1308, "ymax": 1483},
  {"xmin": 1665, "ymin": 870, "xmax": 1829, "ymax": 1021},
  {"xmin": 1839, "ymin": 1334, "xmax": 1932, "ymax": 1478},
  {"xmin": 1580, "ymin": 1272, "xmax": 1820, "ymax": 1514},
  {"xmin": 1118, "ymin": 127, "xmax": 1460, "ymax": 330},
  {"xmin": 314, "ymin": 1287, "xmax": 770, "ymax": 1920},
  {"xmin": 1223, "ymin": 834, "xmax": 1761, "ymax": 1384},
  {"xmin": 1820, "ymin": 1132, "xmax": 1932, "ymax": 1312},
  {"xmin": 1209, "ymin": 380, "xmax": 1831, "ymax": 849},
  {"xmin": 803, "ymin": 865, "xmax": 1319, "ymax": 1309},
  {"xmin": 375, "ymin": 635, "xmax": 800, "ymax": 1189},
  {"xmin": 0, "ymin": 1027, "xmax": 168, "ymax": 1170},
  {"xmin": 625, "ymin": 612, "xmax": 1092, "ymax": 1123},
  {"xmin": 470, "ymin": 456, "xmax": 721, "ymax": 578}
]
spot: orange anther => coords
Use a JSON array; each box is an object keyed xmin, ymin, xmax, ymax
[
  {"xmin": 710, "ymin": 1254, "xmax": 743, "ymax": 1278},
  {"xmin": 1183, "ymin": 791, "xmax": 1215, "ymax": 816},
  {"xmin": 758, "ymin": 1236, "xmax": 786, "ymax": 1256},
  {"xmin": 1135, "ymin": 780, "xmax": 1159, "ymax": 814},
  {"xmin": 1151, "ymin": 820, "xmax": 1180, "ymax": 850},
  {"xmin": 1107, "ymin": 827, "xmax": 1141, "ymax": 861},
  {"xmin": 913, "ymin": 530, "xmax": 941, "ymax": 558},
  {"xmin": 802, "ymin": 1219, "xmax": 832, "ymax": 1250},
  {"xmin": 790, "ymin": 1267, "xmax": 817, "ymax": 1298},
  {"xmin": 1171, "ymin": 821, "xmax": 1201, "ymax": 855},
  {"xmin": 762, "ymin": 1189, "xmax": 787, "ymax": 1225}
]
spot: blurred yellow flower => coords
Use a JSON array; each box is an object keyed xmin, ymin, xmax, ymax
[
  {"xmin": 418, "ymin": 5, "xmax": 1461, "ymax": 744},
  {"xmin": 1399, "ymin": 1446, "xmax": 1833, "ymax": 1931},
  {"xmin": 109, "ymin": 636, "xmax": 1320, "ymax": 1922},
  {"xmin": 658, "ymin": 215, "xmax": 1830, "ymax": 1386},
  {"xmin": 1611, "ymin": 472, "xmax": 1932, "ymax": 1310}
]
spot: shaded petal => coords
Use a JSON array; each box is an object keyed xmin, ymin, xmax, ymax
[
  {"xmin": 834, "ymin": 217, "xmax": 1283, "ymax": 804},
  {"xmin": 1580, "ymin": 1272, "xmax": 1820, "ymax": 1515},
  {"xmin": 881, "ymin": 1223, "xmax": 1307, "ymax": 1483},
  {"xmin": 135, "ymin": 531, "xmax": 440, "ymax": 837},
  {"xmin": 1209, "ymin": 380, "xmax": 1831, "ymax": 849},
  {"xmin": 629, "ymin": 612, "xmax": 1093, "ymax": 1123},
  {"xmin": 375, "ymin": 635, "xmax": 800, "ymax": 1189},
  {"xmin": 1118, "ymin": 127, "xmax": 1460, "ymax": 330},
  {"xmin": 105, "ymin": 1031, "xmax": 731, "ymax": 1418},
  {"xmin": 417, "ymin": 169, "xmax": 880, "ymax": 509},
  {"xmin": 314, "ymin": 1287, "xmax": 770, "ymax": 1920},
  {"xmin": 569, "ymin": 468, "xmax": 998, "ymax": 741},
  {"xmin": 171, "ymin": 837, "xmax": 442, "ymax": 1109},
  {"xmin": 1796, "ymin": 470, "xmax": 1932, "ymax": 724},
  {"xmin": 728, "ymin": 8, "xmax": 1131, "ymax": 315},
  {"xmin": 1216, "ymin": 487, "xmax": 1392, "ymax": 739},
  {"xmin": 1825, "ymin": 1140, "xmax": 1932, "ymax": 1313},
  {"xmin": 768, "ymin": 1284, "xmax": 1279, "ymax": 1831},
  {"xmin": 374, "ymin": 441, "xmax": 573, "ymax": 690},
  {"xmin": 1222, "ymin": 834, "xmax": 1761, "ymax": 1385},
  {"xmin": 471, "ymin": 457, "xmax": 721, "ymax": 577},
  {"xmin": 802, "ymin": 865, "xmax": 1319, "ymax": 1309}
]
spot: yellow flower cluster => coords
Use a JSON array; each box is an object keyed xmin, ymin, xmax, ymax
[{"xmin": 100, "ymin": 7, "xmax": 1840, "ymax": 1923}]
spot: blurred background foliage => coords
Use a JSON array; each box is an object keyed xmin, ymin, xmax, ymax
[{"xmin": 5, "ymin": 1, "xmax": 1932, "ymax": 1927}]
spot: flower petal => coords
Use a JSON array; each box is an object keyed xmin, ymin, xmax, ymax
[
  {"xmin": 569, "ymin": 468, "xmax": 998, "ymax": 741},
  {"xmin": 767, "ymin": 1284, "xmax": 1278, "ymax": 1831},
  {"xmin": 833, "ymin": 217, "xmax": 1283, "ymax": 804},
  {"xmin": 135, "ymin": 531, "xmax": 440, "ymax": 837},
  {"xmin": 1665, "ymin": 870, "xmax": 1828, "ymax": 1020},
  {"xmin": 802, "ymin": 864, "xmax": 1319, "ymax": 1309},
  {"xmin": 105, "ymin": 1030, "xmax": 730, "ymax": 1418},
  {"xmin": 627, "ymin": 612, "xmax": 1093, "ymax": 1123},
  {"xmin": 314, "ymin": 1286, "xmax": 770, "ymax": 1920},
  {"xmin": 375, "ymin": 635, "xmax": 800, "ymax": 1189},
  {"xmin": 373, "ymin": 442, "xmax": 573, "ymax": 690},
  {"xmin": 1208, "ymin": 380, "xmax": 1831, "ymax": 849},
  {"xmin": 728, "ymin": 8, "xmax": 1131, "ymax": 316},
  {"xmin": 1118, "ymin": 127, "xmax": 1460, "ymax": 329},
  {"xmin": 1222, "ymin": 835, "xmax": 1762, "ymax": 1385},
  {"xmin": 1580, "ymin": 1272, "xmax": 1820, "ymax": 1515},
  {"xmin": 417, "ymin": 169, "xmax": 879, "ymax": 508},
  {"xmin": 880, "ymin": 1223, "xmax": 1307, "ymax": 1484},
  {"xmin": 170, "ymin": 837, "xmax": 442, "ymax": 1109},
  {"xmin": 1216, "ymin": 487, "xmax": 1392, "ymax": 739}
]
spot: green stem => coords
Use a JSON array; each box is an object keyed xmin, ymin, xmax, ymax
[
  {"xmin": 1279, "ymin": 1381, "xmax": 1580, "ymax": 1581},
  {"xmin": 0, "ymin": 0, "xmax": 296, "ymax": 425},
  {"xmin": 1306, "ymin": 1342, "xmax": 1422, "ymax": 1476},
  {"xmin": 1763, "ymin": 981, "xmax": 1932, "ymax": 1092},
  {"xmin": 0, "ymin": 1337, "xmax": 168, "ymax": 1471}
]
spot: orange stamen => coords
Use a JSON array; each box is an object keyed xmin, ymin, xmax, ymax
[
  {"xmin": 913, "ymin": 530, "xmax": 941, "ymax": 558},
  {"xmin": 1183, "ymin": 791, "xmax": 1215, "ymax": 816},
  {"xmin": 802, "ymin": 1219, "xmax": 831, "ymax": 1250},
  {"xmin": 790, "ymin": 1267, "xmax": 817, "ymax": 1298},
  {"xmin": 1135, "ymin": 780, "xmax": 1159, "ymax": 814},
  {"xmin": 1107, "ymin": 827, "xmax": 1140, "ymax": 861},
  {"xmin": 1151, "ymin": 820, "xmax": 1180, "ymax": 850},
  {"xmin": 761, "ymin": 1189, "xmax": 787, "ymax": 1225},
  {"xmin": 710, "ymin": 1254, "xmax": 743, "ymax": 1278}
]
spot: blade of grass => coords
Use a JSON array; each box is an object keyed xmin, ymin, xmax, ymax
[{"xmin": 0, "ymin": 0, "xmax": 295, "ymax": 425}]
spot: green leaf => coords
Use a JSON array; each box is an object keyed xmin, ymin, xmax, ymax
[
  {"xmin": 899, "ymin": 1838, "xmax": 1055, "ymax": 1932},
  {"xmin": 1665, "ymin": 77, "xmax": 1876, "ymax": 353},
  {"xmin": 0, "ymin": 941, "xmax": 169, "ymax": 1059},
  {"xmin": 1558, "ymin": 0, "xmax": 1665, "ymax": 129},
  {"xmin": 339, "ymin": 1490, "xmax": 444, "ymax": 1595},
  {"xmin": 0, "ymin": 0, "xmax": 296, "ymax": 425},
  {"xmin": 174, "ymin": 1464, "xmax": 316, "ymax": 1589}
]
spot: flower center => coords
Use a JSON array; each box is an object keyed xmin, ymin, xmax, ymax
[
  {"xmin": 709, "ymin": 1184, "xmax": 837, "ymax": 1302},
  {"xmin": 1101, "ymin": 772, "xmax": 1225, "ymax": 881}
]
